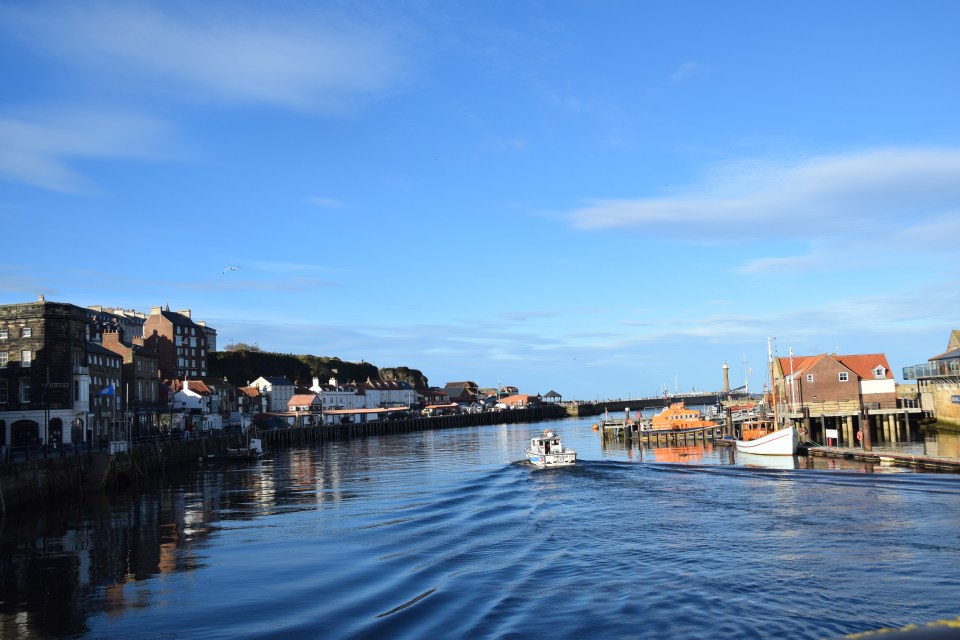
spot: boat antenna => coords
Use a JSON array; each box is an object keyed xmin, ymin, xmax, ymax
[{"xmin": 742, "ymin": 351, "xmax": 749, "ymax": 397}]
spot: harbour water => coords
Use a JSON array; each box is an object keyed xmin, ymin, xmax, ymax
[{"xmin": 2, "ymin": 416, "xmax": 959, "ymax": 639}]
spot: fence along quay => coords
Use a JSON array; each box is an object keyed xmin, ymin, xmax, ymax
[{"xmin": 0, "ymin": 405, "xmax": 565, "ymax": 515}]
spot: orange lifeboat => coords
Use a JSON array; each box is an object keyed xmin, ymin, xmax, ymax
[{"xmin": 651, "ymin": 402, "xmax": 718, "ymax": 430}]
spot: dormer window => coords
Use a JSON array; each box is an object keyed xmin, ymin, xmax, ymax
[{"xmin": 873, "ymin": 366, "xmax": 886, "ymax": 378}]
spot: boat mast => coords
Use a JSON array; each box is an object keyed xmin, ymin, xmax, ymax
[
  {"xmin": 789, "ymin": 346, "xmax": 796, "ymax": 413},
  {"xmin": 768, "ymin": 337, "xmax": 778, "ymax": 426}
]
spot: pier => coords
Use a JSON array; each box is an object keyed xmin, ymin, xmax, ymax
[
  {"xmin": 598, "ymin": 419, "xmax": 722, "ymax": 448},
  {"xmin": 806, "ymin": 445, "xmax": 960, "ymax": 473}
]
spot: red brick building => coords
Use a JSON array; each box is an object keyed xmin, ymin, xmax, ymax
[
  {"xmin": 142, "ymin": 306, "xmax": 211, "ymax": 381},
  {"xmin": 775, "ymin": 352, "xmax": 897, "ymax": 414}
]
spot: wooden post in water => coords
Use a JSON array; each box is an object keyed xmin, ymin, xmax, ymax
[{"xmin": 861, "ymin": 412, "xmax": 873, "ymax": 451}]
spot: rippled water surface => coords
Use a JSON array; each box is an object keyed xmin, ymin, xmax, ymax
[{"xmin": 3, "ymin": 417, "xmax": 960, "ymax": 639}]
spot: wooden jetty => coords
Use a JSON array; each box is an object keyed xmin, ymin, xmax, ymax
[
  {"xmin": 598, "ymin": 419, "xmax": 722, "ymax": 448},
  {"xmin": 807, "ymin": 446, "xmax": 960, "ymax": 473}
]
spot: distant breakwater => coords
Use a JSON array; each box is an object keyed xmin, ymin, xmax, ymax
[{"xmin": 566, "ymin": 394, "xmax": 721, "ymax": 417}]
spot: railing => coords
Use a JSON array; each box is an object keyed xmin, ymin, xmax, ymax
[
  {"xmin": 903, "ymin": 359, "xmax": 960, "ymax": 380},
  {"xmin": 0, "ymin": 428, "xmax": 229, "ymax": 464}
]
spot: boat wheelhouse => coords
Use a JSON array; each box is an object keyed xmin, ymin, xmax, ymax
[
  {"xmin": 651, "ymin": 402, "xmax": 717, "ymax": 430},
  {"xmin": 525, "ymin": 429, "xmax": 576, "ymax": 467}
]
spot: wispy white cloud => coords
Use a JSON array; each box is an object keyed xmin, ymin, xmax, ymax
[
  {"xmin": 735, "ymin": 252, "xmax": 825, "ymax": 275},
  {"xmin": 497, "ymin": 310, "xmax": 561, "ymax": 322},
  {"xmin": 245, "ymin": 261, "xmax": 341, "ymax": 274},
  {"xmin": 0, "ymin": 2, "xmax": 411, "ymax": 113},
  {"xmin": 670, "ymin": 61, "xmax": 706, "ymax": 83},
  {"xmin": 568, "ymin": 148, "xmax": 960, "ymax": 244},
  {"xmin": 0, "ymin": 110, "xmax": 173, "ymax": 193}
]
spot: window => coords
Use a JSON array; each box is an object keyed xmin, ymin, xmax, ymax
[
  {"xmin": 839, "ymin": 372, "xmax": 848, "ymax": 382},
  {"xmin": 806, "ymin": 374, "xmax": 814, "ymax": 383},
  {"xmin": 873, "ymin": 367, "xmax": 886, "ymax": 378},
  {"xmin": 21, "ymin": 327, "xmax": 31, "ymax": 338},
  {"xmin": 0, "ymin": 351, "xmax": 6, "ymax": 367},
  {"xmin": 0, "ymin": 328, "xmax": 7, "ymax": 339},
  {"xmin": 0, "ymin": 380, "xmax": 6, "ymax": 403},
  {"xmin": 21, "ymin": 350, "xmax": 31, "ymax": 367},
  {"xmin": 20, "ymin": 379, "xmax": 30, "ymax": 403}
]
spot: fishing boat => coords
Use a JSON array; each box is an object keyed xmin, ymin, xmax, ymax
[
  {"xmin": 735, "ymin": 419, "xmax": 798, "ymax": 456},
  {"xmin": 651, "ymin": 402, "xmax": 717, "ymax": 430},
  {"xmin": 526, "ymin": 429, "xmax": 576, "ymax": 467},
  {"xmin": 735, "ymin": 338, "xmax": 798, "ymax": 456}
]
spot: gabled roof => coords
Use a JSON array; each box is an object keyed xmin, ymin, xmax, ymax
[
  {"xmin": 445, "ymin": 381, "xmax": 478, "ymax": 388},
  {"xmin": 930, "ymin": 347, "xmax": 960, "ymax": 362},
  {"xmin": 238, "ymin": 386, "xmax": 261, "ymax": 398},
  {"xmin": 201, "ymin": 378, "xmax": 237, "ymax": 391},
  {"xmin": 835, "ymin": 354, "xmax": 893, "ymax": 379},
  {"xmin": 85, "ymin": 340, "xmax": 123, "ymax": 359},
  {"xmin": 498, "ymin": 394, "xmax": 538, "ymax": 404},
  {"xmin": 317, "ymin": 384, "xmax": 359, "ymax": 392},
  {"xmin": 153, "ymin": 308, "xmax": 205, "ymax": 331},
  {"xmin": 947, "ymin": 329, "xmax": 960, "ymax": 352},
  {"xmin": 358, "ymin": 380, "xmax": 412, "ymax": 390},
  {"xmin": 778, "ymin": 354, "xmax": 822, "ymax": 377},
  {"xmin": 182, "ymin": 380, "xmax": 213, "ymax": 396},
  {"xmin": 778, "ymin": 353, "xmax": 893, "ymax": 380},
  {"xmin": 288, "ymin": 393, "xmax": 321, "ymax": 405}
]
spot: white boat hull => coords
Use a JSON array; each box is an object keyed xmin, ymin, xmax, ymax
[
  {"xmin": 526, "ymin": 449, "xmax": 577, "ymax": 467},
  {"xmin": 735, "ymin": 427, "xmax": 798, "ymax": 456}
]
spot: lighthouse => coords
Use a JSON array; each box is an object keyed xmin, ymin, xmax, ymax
[{"xmin": 722, "ymin": 362, "xmax": 730, "ymax": 393}]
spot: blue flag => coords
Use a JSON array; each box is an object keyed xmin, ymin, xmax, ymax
[{"xmin": 97, "ymin": 384, "xmax": 115, "ymax": 396}]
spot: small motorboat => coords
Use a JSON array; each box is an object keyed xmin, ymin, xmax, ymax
[
  {"xmin": 526, "ymin": 429, "xmax": 576, "ymax": 467},
  {"xmin": 204, "ymin": 438, "xmax": 264, "ymax": 463}
]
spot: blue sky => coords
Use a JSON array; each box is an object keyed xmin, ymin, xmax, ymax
[{"xmin": 2, "ymin": 1, "xmax": 959, "ymax": 399}]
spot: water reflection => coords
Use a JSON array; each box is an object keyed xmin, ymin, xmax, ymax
[{"xmin": 1, "ymin": 420, "xmax": 958, "ymax": 639}]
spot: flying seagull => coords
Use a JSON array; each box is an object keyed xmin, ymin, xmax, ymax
[{"xmin": 223, "ymin": 265, "xmax": 242, "ymax": 273}]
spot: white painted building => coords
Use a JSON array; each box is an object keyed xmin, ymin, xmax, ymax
[
  {"xmin": 357, "ymin": 379, "xmax": 417, "ymax": 408},
  {"xmin": 310, "ymin": 377, "xmax": 366, "ymax": 411},
  {"xmin": 249, "ymin": 376, "xmax": 296, "ymax": 412}
]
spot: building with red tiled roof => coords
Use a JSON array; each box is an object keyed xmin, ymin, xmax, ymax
[
  {"xmin": 775, "ymin": 352, "xmax": 896, "ymax": 413},
  {"xmin": 496, "ymin": 394, "xmax": 541, "ymax": 409}
]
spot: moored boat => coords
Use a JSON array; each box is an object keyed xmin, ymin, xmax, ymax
[
  {"xmin": 735, "ymin": 420, "xmax": 798, "ymax": 456},
  {"xmin": 526, "ymin": 429, "xmax": 576, "ymax": 467},
  {"xmin": 651, "ymin": 402, "xmax": 717, "ymax": 430},
  {"xmin": 734, "ymin": 338, "xmax": 798, "ymax": 456},
  {"xmin": 204, "ymin": 437, "xmax": 264, "ymax": 463}
]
